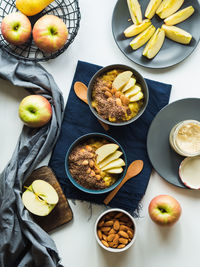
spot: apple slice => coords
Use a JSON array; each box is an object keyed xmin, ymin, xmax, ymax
[
  {"xmin": 102, "ymin": 158, "xmax": 125, "ymax": 171},
  {"xmin": 22, "ymin": 180, "xmax": 59, "ymax": 216},
  {"xmin": 122, "ymin": 77, "xmax": 136, "ymax": 93},
  {"xmin": 124, "ymin": 19, "xmax": 151, "ymax": 38},
  {"xmin": 164, "ymin": 6, "xmax": 194, "ymax": 26},
  {"xmin": 112, "ymin": 71, "xmax": 133, "ymax": 91},
  {"xmin": 156, "ymin": 0, "xmax": 184, "ymax": 19},
  {"xmin": 129, "ymin": 91, "xmax": 144, "ymax": 102},
  {"xmin": 32, "ymin": 180, "xmax": 58, "ymax": 205},
  {"xmin": 127, "ymin": 0, "xmax": 143, "ymax": 25},
  {"xmin": 106, "ymin": 167, "xmax": 123, "ymax": 174},
  {"xmin": 179, "ymin": 156, "xmax": 200, "ymax": 189},
  {"xmin": 125, "ymin": 84, "xmax": 141, "ymax": 98},
  {"xmin": 130, "ymin": 25, "xmax": 156, "ymax": 50},
  {"xmin": 96, "ymin": 143, "xmax": 119, "ymax": 164},
  {"xmin": 161, "ymin": 24, "xmax": 192, "ymax": 44},
  {"xmin": 145, "ymin": 0, "xmax": 162, "ymax": 19},
  {"xmin": 98, "ymin": 150, "xmax": 123, "ymax": 169},
  {"xmin": 143, "ymin": 28, "xmax": 165, "ymax": 59}
]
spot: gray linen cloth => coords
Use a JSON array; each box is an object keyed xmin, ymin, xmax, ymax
[{"xmin": 0, "ymin": 50, "xmax": 64, "ymax": 267}]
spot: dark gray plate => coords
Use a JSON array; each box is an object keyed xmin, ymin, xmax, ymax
[
  {"xmin": 147, "ymin": 98, "xmax": 200, "ymax": 189},
  {"xmin": 112, "ymin": 0, "xmax": 200, "ymax": 69}
]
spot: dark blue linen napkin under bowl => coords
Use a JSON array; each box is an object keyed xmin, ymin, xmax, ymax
[{"xmin": 49, "ymin": 60, "xmax": 172, "ymax": 214}]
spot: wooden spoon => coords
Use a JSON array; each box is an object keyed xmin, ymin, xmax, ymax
[
  {"xmin": 103, "ymin": 160, "xmax": 144, "ymax": 205},
  {"xmin": 74, "ymin": 81, "xmax": 109, "ymax": 131}
]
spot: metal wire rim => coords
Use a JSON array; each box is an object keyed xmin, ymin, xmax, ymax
[{"xmin": 0, "ymin": 0, "xmax": 81, "ymax": 62}]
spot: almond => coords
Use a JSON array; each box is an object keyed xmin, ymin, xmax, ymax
[
  {"xmin": 119, "ymin": 238, "xmax": 128, "ymax": 245},
  {"xmin": 97, "ymin": 230, "xmax": 103, "ymax": 240},
  {"xmin": 107, "ymin": 234, "xmax": 115, "ymax": 242},
  {"xmin": 119, "ymin": 225, "xmax": 129, "ymax": 232},
  {"xmin": 98, "ymin": 220, "xmax": 104, "ymax": 227},
  {"xmin": 113, "ymin": 234, "xmax": 119, "ymax": 245},
  {"xmin": 102, "ymin": 234, "xmax": 107, "ymax": 241},
  {"xmin": 116, "ymin": 98, "xmax": 122, "ymax": 106},
  {"xmin": 101, "ymin": 227, "xmax": 111, "ymax": 232},
  {"xmin": 113, "ymin": 220, "xmax": 120, "ymax": 231},
  {"xmin": 108, "ymin": 228, "xmax": 116, "ymax": 235},
  {"xmin": 109, "ymin": 242, "xmax": 118, "ymax": 248},
  {"xmin": 117, "ymin": 244, "xmax": 126, "ymax": 249},
  {"xmin": 114, "ymin": 212, "xmax": 124, "ymax": 219},
  {"xmin": 101, "ymin": 240, "xmax": 109, "ymax": 247},
  {"xmin": 104, "ymin": 220, "xmax": 114, "ymax": 227},
  {"xmin": 105, "ymin": 91, "xmax": 112, "ymax": 98},
  {"xmin": 127, "ymin": 230, "xmax": 134, "ymax": 239},
  {"xmin": 119, "ymin": 231, "xmax": 129, "ymax": 239},
  {"xmin": 120, "ymin": 215, "xmax": 130, "ymax": 222}
]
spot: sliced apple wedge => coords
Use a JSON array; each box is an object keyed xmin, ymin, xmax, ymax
[
  {"xmin": 156, "ymin": 0, "xmax": 184, "ymax": 19},
  {"xmin": 130, "ymin": 25, "xmax": 156, "ymax": 50},
  {"xmin": 162, "ymin": 24, "xmax": 192, "ymax": 44},
  {"xmin": 22, "ymin": 180, "xmax": 59, "ymax": 216},
  {"xmin": 102, "ymin": 158, "xmax": 125, "ymax": 171},
  {"xmin": 32, "ymin": 180, "xmax": 58, "ymax": 205},
  {"xmin": 145, "ymin": 0, "xmax": 162, "ymax": 19},
  {"xmin": 143, "ymin": 28, "xmax": 165, "ymax": 59},
  {"xmin": 122, "ymin": 77, "xmax": 136, "ymax": 92},
  {"xmin": 129, "ymin": 91, "xmax": 144, "ymax": 102},
  {"xmin": 106, "ymin": 167, "xmax": 123, "ymax": 174},
  {"xmin": 164, "ymin": 6, "xmax": 194, "ymax": 26},
  {"xmin": 96, "ymin": 143, "xmax": 119, "ymax": 164},
  {"xmin": 124, "ymin": 19, "xmax": 151, "ymax": 38},
  {"xmin": 98, "ymin": 150, "xmax": 123, "ymax": 169},
  {"xmin": 127, "ymin": 0, "xmax": 143, "ymax": 25},
  {"xmin": 125, "ymin": 84, "xmax": 141, "ymax": 98},
  {"xmin": 112, "ymin": 71, "xmax": 133, "ymax": 91}
]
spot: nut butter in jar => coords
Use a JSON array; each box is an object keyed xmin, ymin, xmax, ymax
[{"xmin": 169, "ymin": 120, "xmax": 200, "ymax": 157}]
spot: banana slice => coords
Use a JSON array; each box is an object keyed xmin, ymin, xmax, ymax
[
  {"xmin": 124, "ymin": 19, "xmax": 151, "ymax": 38},
  {"xmin": 145, "ymin": 0, "xmax": 162, "ymax": 19},
  {"xmin": 127, "ymin": 0, "xmax": 143, "ymax": 25},
  {"xmin": 106, "ymin": 167, "xmax": 123, "ymax": 174},
  {"xmin": 130, "ymin": 25, "xmax": 156, "ymax": 50},
  {"xmin": 156, "ymin": 0, "xmax": 184, "ymax": 19},
  {"xmin": 129, "ymin": 91, "xmax": 144, "ymax": 102},
  {"xmin": 162, "ymin": 24, "xmax": 192, "ymax": 44},
  {"xmin": 164, "ymin": 6, "xmax": 194, "ymax": 26},
  {"xmin": 143, "ymin": 28, "xmax": 165, "ymax": 59}
]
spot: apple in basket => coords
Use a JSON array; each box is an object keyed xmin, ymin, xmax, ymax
[
  {"xmin": 148, "ymin": 195, "xmax": 182, "ymax": 226},
  {"xmin": 22, "ymin": 180, "xmax": 59, "ymax": 216},
  {"xmin": 18, "ymin": 95, "xmax": 52, "ymax": 128},
  {"xmin": 32, "ymin": 15, "xmax": 68, "ymax": 53},
  {"xmin": 1, "ymin": 12, "xmax": 31, "ymax": 45}
]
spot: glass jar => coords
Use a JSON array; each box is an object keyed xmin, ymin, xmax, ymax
[{"xmin": 169, "ymin": 120, "xmax": 200, "ymax": 157}]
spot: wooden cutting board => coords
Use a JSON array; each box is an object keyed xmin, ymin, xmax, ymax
[{"xmin": 23, "ymin": 166, "xmax": 73, "ymax": 233}]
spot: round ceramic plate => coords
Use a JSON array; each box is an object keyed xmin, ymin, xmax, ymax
[
  {"xmin": 112, "ymin": 0, "xmax": 200, "ymax": 69},
  {"xmin": 147, "ymin": 98, "xmax": 200, "ymax": 188}
]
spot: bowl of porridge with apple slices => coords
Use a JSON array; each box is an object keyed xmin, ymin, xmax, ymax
[
  {"xmin": 87, "ymin": 64, "xmax": 149, "ymax": 126},
  {"xmin": 65, "ymin": 133, "xmax": 127, "ymax": 194}
]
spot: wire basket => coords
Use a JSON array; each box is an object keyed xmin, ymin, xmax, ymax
[{"xmin": 0, "ymin": 0, "xmax": 81, "ymax": 62}]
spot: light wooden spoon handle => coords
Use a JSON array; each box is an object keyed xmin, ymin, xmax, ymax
[{"xmin": 103, "ymin": 178, "xmax": 127, "ymax": 205}]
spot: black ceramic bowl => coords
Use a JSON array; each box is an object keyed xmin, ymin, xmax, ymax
[
  {"xmin": 65, "ymin": 133, "xmax": 127, "ymax": 194},
  {"xmin": 87, "ymin": 64, "xmax": 149, "ymax": 126}
]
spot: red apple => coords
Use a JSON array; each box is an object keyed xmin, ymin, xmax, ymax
[
  {"xmin": 32, "ymin": 15, "xmax": 68, "ymax": 53},
  {"xmin": 18, "ymin": 95, "xmax": 52, "ymax": 128},
  {"xmin": 1, "ymin": 12, "xmax": 31, "ymax": 45},
  {"xmin": 148, "ymin": 195, "xmax": 181, "ymax": 226}
]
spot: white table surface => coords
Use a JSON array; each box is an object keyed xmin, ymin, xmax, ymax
[{"xmin": 1, "ymin": 0, "xmax": 200, "ymax": 266}]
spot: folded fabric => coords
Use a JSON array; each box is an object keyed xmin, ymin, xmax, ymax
[
  {"xmin": 0, "ymin": 50, "xmax": 64, "ymax": 267},
  {"xmin": 49, "ymin": 60, "xmax": 172, "ymax": 214}
]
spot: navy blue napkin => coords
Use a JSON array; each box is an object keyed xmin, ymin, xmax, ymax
[{"xmin": 49, "ymin": 60, "xmax": 171, "ymax": 214}]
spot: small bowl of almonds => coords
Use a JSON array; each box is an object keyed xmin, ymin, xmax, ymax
[
  {"xmin": 88, "ymin": 64, "xmax": 149, "ymax": 126},
  {"xmin": 95, "ymin": 208, "xmax": 136, "ymax": 252}
]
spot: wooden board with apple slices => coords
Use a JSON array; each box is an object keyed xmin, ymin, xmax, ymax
[{"xmin": 23, "ymin": 166, "xmax": 73, "ymax": 233}]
